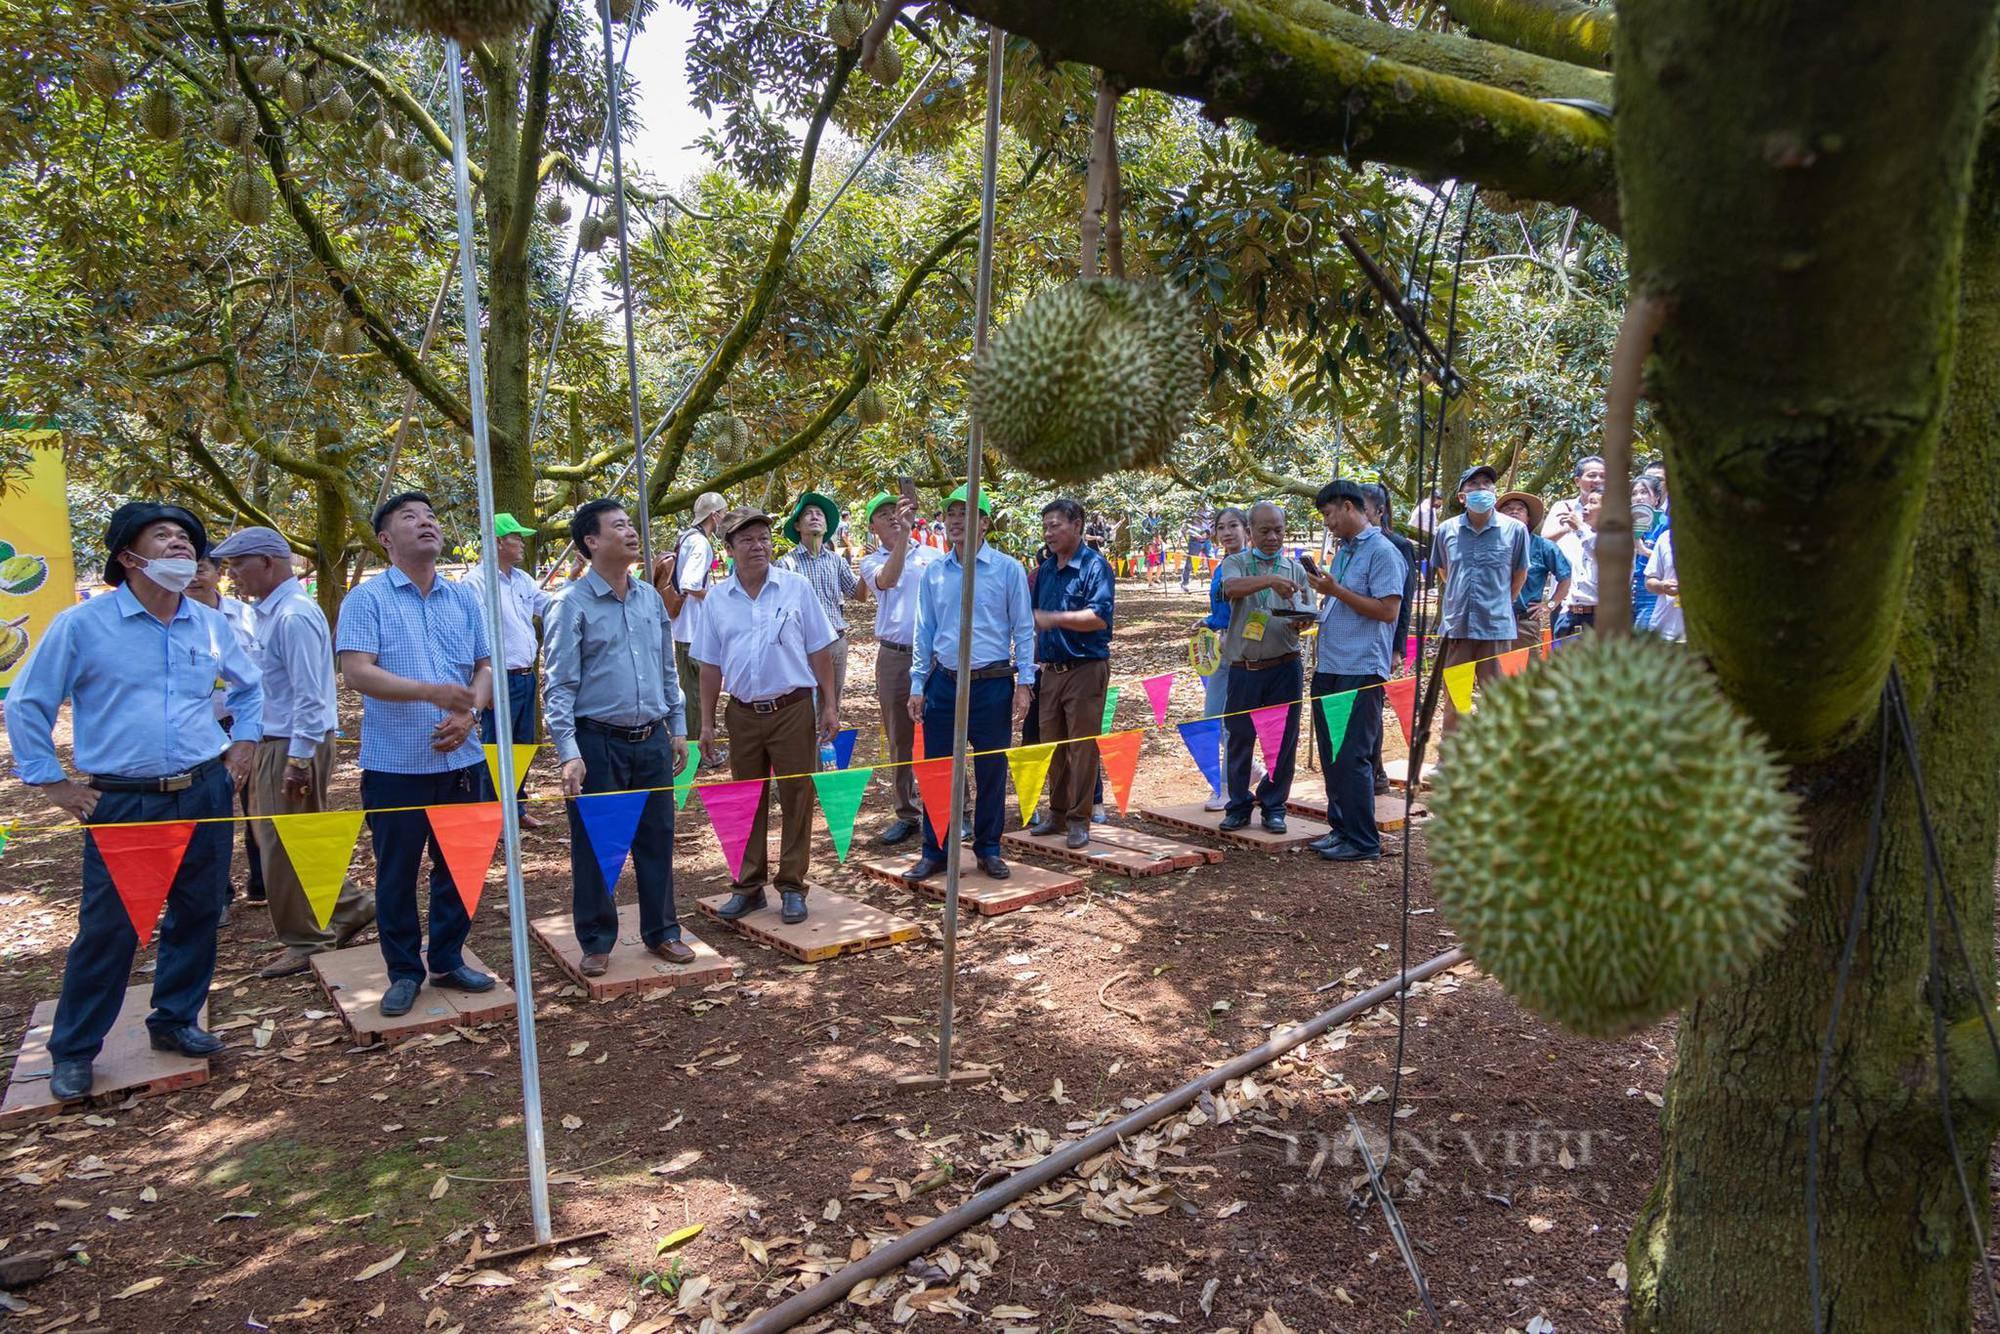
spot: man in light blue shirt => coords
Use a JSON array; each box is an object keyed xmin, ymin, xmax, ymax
[
  {"xmin": 905, "ymin": 484, "xmax": 1035, "ymax": 881},
  {"xmin": 5, "ymin": 503, "xmax": 261, "ymax": 1103},
  {"xmin": 1433, "ymin": 464, "xmax": 1529, "ymax": 733},
  {"xmin": 335, "ymin": 492, "xmax": 496, "ymax": 1018},
  {"xmin": 542, "ymin": 500, "xmax": 695, "ymax": 972}
]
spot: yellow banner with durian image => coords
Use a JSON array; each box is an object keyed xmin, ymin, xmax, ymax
[{"xmin": 0, "ymin": 430, "xmax": 76, "ymax": 699}]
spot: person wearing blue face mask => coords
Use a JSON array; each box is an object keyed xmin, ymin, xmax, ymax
[{"xmin": 1432, "ymin": 465, "xmax": 1530, "ymax": 736}]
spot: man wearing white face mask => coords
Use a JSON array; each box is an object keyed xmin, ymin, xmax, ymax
[
  {"xmin": 5, "ymin": 503, "xmax": 263, "ymax": 1104},
  {"xmin": 1432, "ymin": 465, "xmax": 1529, "ymax": 735}
]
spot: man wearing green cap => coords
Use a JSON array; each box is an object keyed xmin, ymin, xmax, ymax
[
  {"xmin": 460, "ymin": 512, "xmax": 551, "ymax": 825},
  {"xmin": 777, "ymin": 491, "xmax": 859, "ymax": 708}
]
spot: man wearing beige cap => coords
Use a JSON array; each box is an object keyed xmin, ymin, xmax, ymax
[
  {"xmin": 656, "ymin": 492, "xmax": 727, "ymax": 769},
  {"xmin": 211, "ymin": 526, "xmax": 375, "ymax": 977},
  {"xmin": 692, "ymin": 508, "xmax": 839, "ymax": 925}
]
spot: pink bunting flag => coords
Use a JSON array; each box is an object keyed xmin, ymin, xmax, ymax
[
  {"xmin": 1140, "ymin": 672, "xmax": 1176, "ymax": 727},
  {"xmin": 1248, "ymin": 702, "xmax": 1293, "ymax": 773},
  {"xmin": 696, "ymin": 779, "xmax": 767, "ymax": 884}
]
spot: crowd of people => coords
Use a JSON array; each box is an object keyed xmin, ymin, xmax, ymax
[{"xmin": 2, "ymin": 451, "xmax": 1677, "ymax": 1104}]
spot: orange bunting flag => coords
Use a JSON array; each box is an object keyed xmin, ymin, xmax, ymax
[
  {"xmin": 913, "ymin": 756, "xmax": 957, "ymax": 846},
  {"xmin": 1541, "ymin": 624, "xmax": 1554, "ymax": 659},
  {"xmin": 1498, "ymin": 648, "xmax": 1531, "ymax": 677},
  {"xmin": 89, "ymin": 821, "xmax": 196, "ymax": 946},
  {"xmin": 426, "ymin": 802, "xmax": 503, "ymax": 918},
  {"xmin": 1383, "ymin": 674, "xmax": 1417, "ymax": 745},
  {"xmin": 1097, "ymin": 730, "xmax": 1144, "ymax": 816}
]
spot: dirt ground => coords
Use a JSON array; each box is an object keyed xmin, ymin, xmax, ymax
[{"xmin": 0, "ymin": 584, "xmax": 1669, "ymax": 1332}]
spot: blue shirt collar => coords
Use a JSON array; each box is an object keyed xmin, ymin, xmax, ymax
[
  {"xmin": 943, "ymin": 542, "xmax": 998, "ymax": 571},
  {"xmin": 254, "ymin": 576, "xmax": 304, "ymax": 618},
  {"xmin": 113, "ymin": 581, "xmax": 193, "ymax": 623}
]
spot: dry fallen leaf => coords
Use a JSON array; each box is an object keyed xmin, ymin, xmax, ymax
[
  {"xmin": 1253, "ymin": 1309, "xmax": 1296, "ymax": 1334},
  {"xmin": 567, "ymin": 1041, "xmax": 589, "ymax": 1057},
  {"xmin": 210, "ymin": 1084, "xmax": 249, "ymax": 1111},
  {"xmin": 656, "ymin": 1224, "xmax": 703, "ymax": 1253},
  {"xmin": 366, "ymin": 1301, "xmax": 387, "ymax": 1320},
  {"xmin": 139, "ymin": 1186, "xmax": 158, "ymax": 1203},
  {"xmin": 350, "ymin": 1247, "xmax": 407, "ymax": 1282},
  {"xmin": 454, "ymin": 1270, "xmax": 516, "ymax": 1288},
  {"xmin": 822, "ymin": 1198, "xmax": 841, "ymax": 1222},
  {"xmin": 429, "ymin": 1176, "xmax": 449, "ymax": 1202},
  {"xmin": 110, "ymin": 1277, "xmax": 165, "ymax": 1300},
  {"xmin": 1527, "ymin": 1215, "xmax": 1556, "ymax": 1233},
  {"xmin": 560, "ymin": 1114, "xmax": 584, "ymax": 1131}
]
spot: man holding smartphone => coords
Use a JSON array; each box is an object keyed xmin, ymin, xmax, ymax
[{"xmin": 1216, "ymin": 502, "xmax": 1314, "ymax": 833}]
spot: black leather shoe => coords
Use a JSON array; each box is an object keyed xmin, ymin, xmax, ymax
[
  {"xmin": 1373, "ymin": 777, "xmax": 1393, "ymax": 796},
  {"xmin": 779, "ymin": 890, "xmax": 808, "ymax": 924},
  {"xmin": 1263, "ymin": 812, "xmax": 1288, "ymax": 834},
  {"xmin": 1307, "ymin": 832, "xmax": 1339, "ymax": 852},
  {"xmin": 716, "ymin": 889, "xmax": 768, "ymax": 920},
  {"xmin": 1218, "ymin": 812, "xmax": 1251, "ymax": 831},
  {"xmin": 875, "ymin": 819, "xmax": 920, "ymax": 847},
  {"xmin": 48, "ymin": 1060, "xmax": 94, "ymax": 1102},
  {"xmin": 429, "ymin": 965, "xmax": 496, "ymax": 993},
  {"xmin": 380, "ymin": 978, "xmax": 420, "ymax": 1017},
  {"xmin": 1319, "ymin": 841, "xmax": 1382, "ymax": 862},
  {"xmin": 903, "ymin": 858, "xmax": 944, "ymax": 883},
  {"xmin": 978, "ymin": 855, "xmax": 1011, "ymax": 880},
  {"xmin": 149, "ymin": 1023, "xmax": 224, "ymax": 1057},
  {"xmin": 1065, "ymin": 822, "xmax": 1091, "ymax": 849},
  {"xmin": 1026, "ymin": 819, "xmax": 1062, "ymax": 838}
]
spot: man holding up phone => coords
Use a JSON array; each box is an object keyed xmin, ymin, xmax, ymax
[
  {"xmin": 859, "ymin": 484, "xmax": 940, "ymax": 846},
  {"xmin": 1216, "ymin": 502, "xmax": 1314, "ymax": 833}
]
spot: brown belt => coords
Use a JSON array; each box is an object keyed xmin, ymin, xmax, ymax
[
  {"xmin": 727, "ymin": 686, "xmax": 811, "ymax": 716},
  {"xmin": 878, "ymin": 641, "xmax": 913, "ymax": 654},
  {"xmin": 1241, "ymin": 652, "xmax": 1301, "ymax": 672}
]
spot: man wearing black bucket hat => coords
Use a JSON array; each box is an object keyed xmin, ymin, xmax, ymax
[{"xmin": 5, "ymin": 503, "xmax": 264, "ymax": 1104}]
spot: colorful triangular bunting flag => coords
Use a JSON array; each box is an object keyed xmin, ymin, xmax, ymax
[
  {"xmin": 696, "ymin": 779, "xmax": 765, "ymax": 883},
  {"xmin": 1248, "ymin": 702, "xmax": 1292, "ymax": 773},
  {"xmin": 483, "ymin": 742, "xmax": 539, "ymax": 799},
  {"xmin": 90, "ymin": 820, "xmax": 196, "ymax": 946},
  {"xmin": 1541, "ymin": 624, "xmax": 1554, "ymax": 658},
  {"xmin": 1498, "ymin": 648, "xmax": 1530, "ymax": 677},
  {"xmin": 1006, "ymin": 743, "xmax": 1057, "ymax": 827},
  {"xmin": 267, "ymin": 810, "xmax": 365, "ymax": 930},
  {"xmin": 1317, "ymin": 690, "xmax": 1356, "ymax": 751},
  {"xmin": 1176, "ymin": 718, "xmax": 1224, "ymax": 797},
  {"xmin": 1140, "ymin": 673, "xmax": 1175, "ymax": 727},
  {"xmin": 1443, "ymin": 662, "xmax": 1477, "ymax": 714},
  {"xmin": 832, "ymin": 727, "xmax": 858, "ymax": 770},
  {"xmin": 673, "ymin": 741, "xmax": 700, "ymax": 811},
  {"xmin": 811, "ymin": 766, "xmax": 873, "ymax": 863},
  {"xmin": 913, "ymin": 756, "xmax": 957, "ymax": 846},
  {"xmin": 1097, "ymin": 730, "xmax": 1143, "ymax": 816},
  {"xmin": 574, "ymin": 791, "xmax": 652, "ymax": 898},
  {"xmin": 1099, "ymin": 686, "xmax": 1122, "ymax": 736},
  {"xmin": 1383, "ymin": 675, "xmax": 1417, "ymax": 745},
  {"xmin": 426, "ymin": 801, "xmax": 503, "ymax": 917}
]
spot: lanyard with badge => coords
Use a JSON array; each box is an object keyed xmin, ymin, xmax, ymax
[{"xmin": 1242, "ymin": 551, "xmax": 1285, "ymax": 642}]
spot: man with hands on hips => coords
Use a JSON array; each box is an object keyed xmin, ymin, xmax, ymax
[
  {"xmin": 4, "ymin": 502, "xmax": 262, "ymax": 1103},
  {"xmin": 542, "ymin": 499, "xmax": 695, "ymax": 974}
]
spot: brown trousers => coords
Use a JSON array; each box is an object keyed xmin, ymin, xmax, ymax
[
  {"xmin": 1438, "ymin": 636, "xmax": 1511, "ymax": 735},
  {"xmin": 1039, "ymin": 659, "xmax": 1109, "ymax": 824},
  {"xmin": 725, "ymin": 693, "xmax": 817, "ymax": 892},
  {"xmin": 875, "ymin": 646, "xmax": 921, "ymax": 824},
  {"xmin": 250, "ymin": 736, "xmax": 375, "ymax": 950},
  {"xmin": 1514, "ymin": 604, "xmax": 1549, "ymax": 654}
]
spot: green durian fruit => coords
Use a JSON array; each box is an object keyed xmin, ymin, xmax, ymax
[
  {"xmin": 323, "ymin": 320, "xmax": 366, "ymax": 356},
  {"xmin": 542, "ymin": 194, "xmax": 572, "ymax": 225},
  {"xmin": 280, "ymin": 69, "xmax": 310, "ymax": 115},
  {"xmin": 80, "ymin": 50, "xmax": 125, "ymax": 100},
  {"xmin": 386, "ymin": 0, "xmax": 555, "ymax": 43},
  {"xmin": 577, "ymin": 214, "xmax": 609, "ymax": 252},
  {"xmin": 1427, "ymin": 633, "xmax": 1806, "ymax": 1038},
  {"xmin": 138, "ymin": 86, "xmax": 184, "ymax": 141},
  {"xmin": 863, "ymin": 38, "xmax": 902, "ymax": 86},
  {"xmin": 856, "ymin": 385, "xmax": 887, "ymax": 425},
  {"xmin": 971, "ymin": 277, "xmax": 1206, "ymax": 482},
  {"xmin": 212, "ymin": 101, "xmax": 257, "ymax": 151},
  {"xmin": 607, "ymin": 0, "xmax": 638, "ymax": 21},
  {"xmin": 316, "ymin": 87, "xmax": 355, "ymax": 125},
  {"xmin": 826, "ymin": 1, "xmax": 862, "ymax": 48},
  {"xmin": 394, "ymin": 141, "xmax": 431, "ymax": 183},
  {"xmin": 252, "ymin": 53, "xmax": 288, "ymax": 86},
  {"xmin": 225, "ymin": 171, "xmax": 273, "ymax": 225},
  {"xmin": 728, "ymin": 415, "xmax": 751, "ymax": 456}
]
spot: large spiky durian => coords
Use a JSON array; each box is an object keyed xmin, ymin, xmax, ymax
[
  {"xmin": 252, "ymin": 53, "xmax": 288, "ymax": 86},
  {"xmin": 971, "ymin": 277, "xmax": 1205, "ymax": 483},
  {"xmin": 212, "ymin": 100, "xmax": 257, "ymax": 151},
  {"xmin": 138, "ymin": 86, "xmax": 185, "ymax": 141},
  {"xmin": 607, "ymin": 0, "xmax": 639, "ymax": 22},
  {"xmin": 576, "ymin": 213, "xmax": 609, "ymax": 253},
  {"xmin": 386, "ymin": 0, "xmax": 555, "ymax": 43},
  {"xmin": 323, "ymin": 320, "xmax": 367, "ymax": 356},
  {"xmin": 1426, "ymin": 633, "xmax": 1806, "ymax": 1037},
  {"xmin": 280, "ymin": 69, "xmax": 310, "ymax": 115},
  {"xmin": 855, "ymin": 385, "xmax": 887, "ymax": 425},
  {"xmin": 392, "ymin": 141, "xmax": 431, "ymax": 184},
  {"xmin": 542, "ymin": 194, "xmax": 571, "ymax": 226},
  {"xmin": 863, "ymin": 38, "xmax": 902, "ymax": 86},
  {"xmin": 826, "ymin": 1, "xmax": 865, "ymax": 48},
  {"xmin": 80, "ymin": 50, "xmax": 125, "ymax": 100},
  {"xmin": 225, "ymin": 171, "xmax": 273, "ymax": 226}
]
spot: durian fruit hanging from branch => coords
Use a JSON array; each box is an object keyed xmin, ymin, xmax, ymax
[
  {"xmin": 576, "ymin": 212, "xmax": 609, "ymax": 253},
  {"xmin": 212, "ymin": 100, "xmax": 257, "ymax": 152},
  {"xmin": 826, "ymin": 1, "xmax": 867, "ymax": 49},
  {"xmin": 386, "ymin": 0, "xmax": 556, "ymax": 43},
  {"xmin": 855, "ymin": 385, "xmax": 887, "ymax": 425},
  {"xmin": 606, "ymin": 0, "xmax": 640, "ymax": 22},
  {"xmin": 137, "ymin": 86, "xmax": 184, "ymax": 141},
  {"xmin": 80, "ymin": 49, "xmax": 125, "ymax": 101},
  {"xmin": 252, "ymin": 52, "xmax": 287, "ymax": 86},
  {"xmin": 322, "ymin": 319, "xmax": 367, "ymax": 356},
  {"xmin": 971, "ymin": 79, "xmax": 1205, "ymax": 483},
  {"xmin": 542, "ymin": 194, "xmax": 572, "ymax": 226},
  {"xmin": 862, "ymin": 38, "xmax": 902, "ymax": 86},
  {"xmin": 224, "ymin": 170, "xmax": 273, "ymax": 226},
  {"xmin": 279, "ymin": 68, "xmax": 310, "ymax": 115}
]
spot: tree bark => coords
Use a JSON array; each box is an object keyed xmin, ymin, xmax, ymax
[
  {"xmin": 481, "ymin": 44, "xmax": 536, "ymax": 521},
  {"xmin": 1440, "ymin": 0, "xmax": 1614, "ymax": 70}
]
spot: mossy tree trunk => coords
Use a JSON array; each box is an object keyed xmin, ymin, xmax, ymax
[{"xmin": 1617, "ymin": 1, "xmax": 2000, "ymax": 1328}]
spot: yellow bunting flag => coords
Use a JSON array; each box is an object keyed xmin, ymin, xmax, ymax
[
  {"xmin": 267, "ymin": 810, "xmax": 366, "ymax": 930},
  {"xmin": 1006, "ymin": 743, "xmax": 1057, "ymax": 828},
  {"xmin": 1443, "ymin": 662, "xmax": 1477, "ymax": 715},
  {"xmin": 483, "ymin": 742, "xmax": 540, "ymax": 798}
]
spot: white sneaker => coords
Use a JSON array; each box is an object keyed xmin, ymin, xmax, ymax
[{"xmin": 1204, "ymin": 792, "xmax": 1227, "ymax": 812}]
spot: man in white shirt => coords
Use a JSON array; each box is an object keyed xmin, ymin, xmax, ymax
[
  {"xmin": 1645, "ymin": 528, "xmax": 1686, "ymax": 642},
  {"xmin": 693, "ymin": 508, "xmax": 840, "ymax": 925},
  {"xmin": 189, "ymin": 553, "xmax": 266, "ymax": 907},
  {"xmin": 1541, "ymin": 455, "xmax": 1606, "ymax": 539},
  {"xmin": 212, "ymin": 528, "xmax": 375, "ymax": 976},
  {"xmin": 662, "ymin": 492, "xmax": 726, "ymax": 767},
  {"xmin": 858, "ymin": 491, "xmax": 938, "ymax": 846},
  {"xmin": 460, "ymin": 512, "xmax": 552, "ymax": 825}
]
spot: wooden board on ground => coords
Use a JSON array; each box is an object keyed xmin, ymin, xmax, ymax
[
  {"xmin": 1138, "ymin": 801, "xmax": 1332, "ymax": 852},
  {"xmin": 0, "ymin": 988, "xmax": 208, "ymax": 1124},
  {"xmin": 1002, "ymin": 827, "xmax": 1184, "ymax": 878},
  {"xmin": 851, "ymin": 854, "xmax": 1085, "ymax": 916},
  {"xmin": 695, "ymin": 887, "xmax": 919, "ymax": 962},
  {"xmin": 1087, "ymin": 824, "xmax": 1225, "ymax": 868},
  {"xmin": 1285, "ymin": 792, "xmax": 1430, "ymax": 832},
  {"xmin": 528, "ymin": 905, "xmax": 738, "ymax": 1000},
  {"xmin": 311, "ymin": 945, "xmax": 516, "ymax": 1045},
  {"xmin": 1383, "ymin": 758, "xmax": 1437, "ymax": 790}
]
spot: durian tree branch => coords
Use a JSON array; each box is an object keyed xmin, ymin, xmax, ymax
[
  {"xmin": 179, "ymin": 429, "xmax": 296, "ymax": 538},
  {"xmin": 1439, "ymin": 0, "xmax": 1615, "ymax": 70},
  {"xmin": 206, "ymin": 0, "xmax": 487, "ymax": 450},
  {"xmin": 213, "ymin": 289, "xmax": 347, "ymax": 489},
  {"xmin": 933, "ymin": 0, "xmax": 1618, "ymax": 226},
  {"xmin": 502, "ymin": 10, "xmax": 562, "ymax": 267},
  {"xmin": 142, "ymin": 353, "xmax": 232, "ymax": 378},
  {"xmin": 1262, "ymin": 0, "xmax": 1612, "ymax": 103}
]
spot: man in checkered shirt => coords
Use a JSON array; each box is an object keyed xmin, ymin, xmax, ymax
[{"xmin": 776, "ymin": 491, "xmax": 860, "ymax": 709}]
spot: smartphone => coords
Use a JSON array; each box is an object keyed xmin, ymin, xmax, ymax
[
  {"xmin": 898, "ymin": 475, "xmax": 920, "ymax": 510},
  {"xmin": 1299, "ymin": 553, "xmax": 1321, "ymax": 576}
]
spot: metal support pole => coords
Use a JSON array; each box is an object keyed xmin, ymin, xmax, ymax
[
  {"xmin": 598, "ymin": 0, "xmax": 654, "ymax": 572},
  {"xmin": 934, "ymin": 27, "xmax": 1004, "ymax": 1083},
  {"xmin": 443, "ymin": 41, "xmax": 552, "ymax": 1245}
]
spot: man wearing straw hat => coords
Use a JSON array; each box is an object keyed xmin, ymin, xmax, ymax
[
  {"xmin": 460, "ymin": 511, "xmax": 550, "ymax": 826},
  {"xmin": 777, "ymin": 490, "xmax": 860, "ymax": 708},
  {"xmin": 904, "ymin": 484, "xmax": 1035, "ymax": 882},
  {"xmin": 544, "ymin": 500, "xmax": 696, "ymax": 973},
  {"xmin": 694, "ymin": 507, "xmax": 840, "ymax": 925},
  {"xmin": 211, "ymin": 525, "xmax": 376, "ymax": 978},
  {"xmin": 858, "ymin": 489, "xmax": 940, "ymax": 847},
  {"xmin": 6, "ymin": 502, "xmax": 262, "ymax": 1102},
  {"xmin": 1498, "ymin": 490, "xmax": 1571, "ymax": 654}
]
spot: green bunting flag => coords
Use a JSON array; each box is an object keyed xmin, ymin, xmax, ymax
[
  {"xmin": 1317, "ymin": 690, "xmax": 1356, "ymax": 749},
  {"xmin": 674, "ymin": 741, "xmax": 701, "ymax": 811},
  {"xmin": 1100, "ymin": 685, "xmax": 1121, "ymax": 735},
  {"xmin": 811, "ymin": 766, "xmax": 873, "ymax": 863}
]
